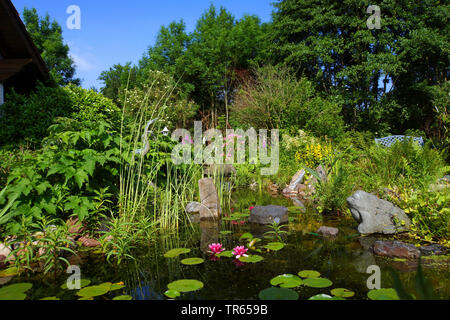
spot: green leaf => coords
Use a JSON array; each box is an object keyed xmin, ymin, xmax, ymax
[
  {"xmin": 163, "ymin": 248, "xmax": 191, "ymax": 258},
  {"xmin": 239, "ymin": 232, "xmax": 254, "ymax": 241},
  {"xmin": 303, "ymin": 278, "xmax": 333, "ymax": 288},
  {"xmin": 113, "ymin": 295, "xmax": 133, "ymax": 300},
  {"xmin": 61, "ymin": 279, "xmax": 91, "ymax": 290},
  {"xmin": 167, "ymin": 279, "xmax": 204, "ymax": 293},
  {"xmin": 164, "ymin": 290, "xmax": 181, "ymax": 299},
  {"xmin": 180, "ymin": 258, "xmax": 205, "ymax": 265},
  {"xmin": 331, "ymin": 288, "xmax": 355, "ymax": 298},
  {"xmin": 270, "ymin": 274, "xmax": 303, "ymax": 288},
  {"xmin": 0, "ymin": 283, "xmax": 32, "ymax": 301},
  {"xmin": 239, "ymin": 255, "xmax": 264, "ymax": 263},
  {"xmin": 367, "ymin": 288, "xmax": 400, "ymax": 300},
  {"xmin": 263, "ymin": 242, "xmax": 285, "ymax": 251},
  {"xmin": 298, "ymin": 270, "xmax": 321, "ymax": 278},
  {"xmin": 77, "ymin": 282, "xmax": 112, "ymax": 297},
  {"xmin": 216, "ymin": 250, "xmax": 234, "ymax": 258}
]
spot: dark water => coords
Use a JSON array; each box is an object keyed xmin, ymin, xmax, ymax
[{"xmin": 5, "ymin": 190, "xmax": 450, "ymax": 300}]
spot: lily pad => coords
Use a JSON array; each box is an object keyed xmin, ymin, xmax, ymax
[
  {"xmin": 78, "ymin": 296, "xmax": 94, "ymax": 300},
  {"xmin": 77, "ymin": 282, "xmax": 112, "ymax": 297},
  {"xmin": 239, "ymin": 233, "xmax": 254, "ymax": 240},
  {"xmin": 270, "ymin": 274, "xmax": 303, "ymax": 288},
  {"xmin": 113, "ymin": 295, "xmax": 133, "ymax": 300},
  {"xmin": 163, "ymin": 248, "xmax": 191, "ymax": 258},
  {"xmin": 367, "ymin": 288, "xmax": 400, "ymax": 300},
  {"xmin": 181, "ymin": 258, "xmax": 205, "ymax": 265},
  {"xmin": 239, "ymin": 255, "xmax": 264, "ymax": 263},
  {"xmin": 331, "ymin": 288, "xmax": 355, "ymax": 298},
  {"xmin": 303, "ymin": 277, "xmax": 333, "ymax": 288},
  {"xmin": 0, "ymin": 282, "xmax": 32, "ymax": 301},
  {"xmin": 216, "ymin": 250, "xmax": 234, "ymax": 258},
  {"xmin": 258, "ymin": 287, "xmax": 299, "ymax": 300},
  {"xmin": 110, "ymin": 283, "xmax": 126, "ymax": 291},
  {"xmin": 61, "ymin": 279, "xmax": 91, "ymax": 290},
  {"xmin": 164, "ymin": 289, "xmax": 181, "ymax": 299},
  {"xmin": 167, "ymin": 279, "xmax": 204, "ymax": 293},
  {"xmin": 298, "ymin": 270, "xmax": 321, "ymax": 278},
  {"xmin": 220, "ymin": 231, "xmax": 233, "ymax": 235},
  {"xmin": 263, "ymin": 242, "xmax": 285, "ymax": 251}
]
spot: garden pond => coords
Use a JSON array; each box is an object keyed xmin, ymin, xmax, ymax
[{"xmin": 1, "ymin": 190, "xmax": 449, "ymax": 300}]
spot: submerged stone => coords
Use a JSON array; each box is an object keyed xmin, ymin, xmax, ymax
[
  {"xmin": 372, "ymin": 240, "xmax": 421, "ymax": 259},
  {"xmin": 248, "ymin": 205, "xmax": 289, "ymax": 225}
]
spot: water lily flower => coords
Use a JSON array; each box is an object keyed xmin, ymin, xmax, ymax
[
  {"xmin": 232, "ymin": 246, "xmax": 249, "ymax": 259},
  {"xmin": 249, "ymin": 206, "xmax": 255, "ymax": 212},
  {"xmin": 232, "ymin": 259, "xmax": 246, "ymax": 267},
  {"xmin": 208, "ymin": 243, "xmax": 225, "ymax": 255}
]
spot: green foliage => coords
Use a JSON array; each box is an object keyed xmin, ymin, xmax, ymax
[
  {"xmin": 0, "ymin": 83, "xmax": 73, "ymax": 146},
  {"xmin": 0, "ymin": 118, "xmax": 121, "ymax": 236},
  {"xmin": 23, "ymin": 7, "xmax": 79, "ymax": 86},
  {"xmin": 231, "ymin": 65, "xmax": 345, "ymax": 139}
]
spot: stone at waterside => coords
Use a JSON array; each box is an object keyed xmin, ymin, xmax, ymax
[
  {"xmin": 248, "ymin": 205, "xmax": 289, "ymax": 225},
  {"xmin": 198, "ymin": 178, "xmax": 221, "ymax": 221},
  {"xmin": 288, "ymin": 169, "xmax": 306, "ymax": 191},
  {"xmin": 317, "ymin": 226, "xmax": 339, "ymax": 237},
  {"xmin": 419, "ymin": 244, "xmax": 449, "ymax": 256},
  {"xmin": 347, "ymin": 190, "xmax": 411, "ymax": 235},
  {"xmin": 372, "ymin": 240, "xmax": 421, "ymax": 259}
]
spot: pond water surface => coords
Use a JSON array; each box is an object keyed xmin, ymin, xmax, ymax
[{"xmin": 5, "ymin": 190, "xmax": 450, "ymax": 300}]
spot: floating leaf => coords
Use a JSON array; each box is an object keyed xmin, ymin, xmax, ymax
[
  {"xmin": 239, "ymin": 255, "xmax": 264, "ymax": 263},
  {"xmin": 0, "ymin": 283, "xmax": 32, "ymax": 301},
  {"xmin": 61, "ymin": 279, "xmax": 91, "ymax": 290},
  {"xmin": 216, "ymin": 250, "xmax": 234, "ymax": 258},
  {"xmin": 113, "ymin": 295, "xmax": 133, "ymax": 300},
  {"xmin": 263, "ymin": 242, "xmax": 285, "ymax": 251},
  {"xmin": 259, "ymin": 287, "xmax": 299, "ymax": 300},
  {"xmin": 77, "ymin": 282, "xmax": 111, "ymax": 297},
  {"xmin": 220, "ymin": 231, "xmax": 233, "ymax": 235},
  {"xmin": 110, "ymin": 283, "xmax": 126, "ymax": 291},
  {"xmin": 239, "ymin": 233, "xmax": 254, "ymax": 241},
  {"xmin": 167, "ymin": 279, "xmax": 204, "ymax": 293},
  {"xmin": 163, "ymin": 248, "xmax": 191, "ymax": 258},
  {"xmin": 303, "ymin": 278, "xmax": 333, "ymax": 288},
  {"xmin": 181, "ymin": 258, "xmax": 205, "ymax": 265},
  {"xmin": 78, "ymin": 296, "xmax": 94, "ymax": 300},
  {"xmin": 298, "ymin": 270, "xmax": 321, "ymax": 278},
  {"xmin": 164, "ymin": 289, "xmax": 181, "ymax": 299},
  {"xmin": 367, "ymin": 288, "xmax": 400, "ymax": 300},
  {"xmin": 331, "ymin": 288, "xmax": 355, "ymax": 298},
  {"xmin": 270, "ymin": 274, "xmax": 303, "ymax": 288}
]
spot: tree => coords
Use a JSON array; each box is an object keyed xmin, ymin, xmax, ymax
[
  {"xmin": 98, "ymin": 63, "xmax": 139, "ymax": 104},
  {"xmin": 22, "ymin": 8, "xmax": 80, "ymax": 86},
  {"xmin": 269, "ymin": 0, "xmax": 449, "ymax": 137}
]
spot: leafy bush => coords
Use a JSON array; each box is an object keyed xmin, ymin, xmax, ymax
[
  {"xmin": 0, "ymin": 118, "xmax": 121, "ymax": 236},
  {"xmin": 0, "ymin": 83, "xmax": 122, "ymax": 147},
  {"xmin": 0, "ymin": 83, "xmax": 73, "ymax": 146},
  {"xmin": 231, "ymin": 65, "xmax": 345, "ymax": 140}
]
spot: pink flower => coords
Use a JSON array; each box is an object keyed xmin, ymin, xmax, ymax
[
  {"xmin": 233, "ymin": 259, "xmax": 246, "ymax": 267},
  {"xmin": 232, "ymin": 246, "xmax": 249, "ymax": 259},
  {"xmin": 208, "ymin": 243, "xmax": 225, "ymax": 255},
  {"xmin": 249, "ymin": 206, "xmax": 255, "ymax": 212}
]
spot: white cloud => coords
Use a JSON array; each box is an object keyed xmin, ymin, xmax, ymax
[{"xmin": 71, "ymin": 53, "xmax": 96, "ymax": 72}]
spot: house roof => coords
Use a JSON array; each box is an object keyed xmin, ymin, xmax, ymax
[{"xmin": 0, "ymin": 0, "xmax": 49, "ymax": 84}]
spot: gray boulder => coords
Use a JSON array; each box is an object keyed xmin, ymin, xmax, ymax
[
  {"xmin": 347, "ymin": 190, "xmax": 411, "ymax": 235},
  {"xmin": 248, "ymin": 205, "xmax": 289, "ymax": 225},
  {"xmin": 185, "ymin": 202, "xmax": 202, "ymax": 214}
]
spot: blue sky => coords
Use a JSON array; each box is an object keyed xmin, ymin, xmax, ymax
[{"xmin": 11, "ymin": 0, "xmax": 275, "ymax": 89}]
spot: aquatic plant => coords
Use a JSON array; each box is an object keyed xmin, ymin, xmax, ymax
[
  {"xmin": 263, "ymin": 221, "xmax": 288, "ymax": 242},
  {"xmin": 208, "ymin": 243, "xmax": 225, "ymax": 255},
  {"xmin": 232, "ymin": 246, "xmax": 249, "ymax": 259}
]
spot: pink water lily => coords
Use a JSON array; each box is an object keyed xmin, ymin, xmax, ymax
[
  {"xmin": 208, "ymin": 243, "xmax": 225, "ymax": 255},
  {"xmin": 249, "ymin": 206, "xmax": 255, "ymax": 212},
  {"xmin": 232, "ymin": 246, "xmax": 249, "ymax": 259}
]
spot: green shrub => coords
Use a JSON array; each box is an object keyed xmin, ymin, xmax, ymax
[
  {"xmin": 230, "ymin": 65, "xmax": 345, "ymax": 140},
  {"xmin": 0, "ymin": 83, "xmax": 73, "ymax": 146},
  {"xmin": 0, "ymin": 83, "xmax": 122, "ymax": 148},
  {"xmin": 0, "ymin": 118, "xmax": 122, "ymax": 236}
]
